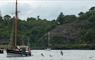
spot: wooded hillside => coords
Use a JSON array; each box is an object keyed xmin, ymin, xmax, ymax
[{"xmin": 0, "ymin": 7, "xmax": 95, "ymax": 49}]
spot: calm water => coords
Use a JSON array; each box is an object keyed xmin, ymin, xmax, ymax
[{"xmin": 0, "ymin": 50, "xmax": 95, "ymax": 60}]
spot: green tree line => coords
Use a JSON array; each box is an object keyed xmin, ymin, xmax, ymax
[{"xmin": 0, "ymin": 7, "xmax": 95, "ymax": 49}]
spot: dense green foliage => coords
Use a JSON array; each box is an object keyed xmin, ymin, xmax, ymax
[
  {"xmin": 0, "ymin": 7, "xmax": 95, "ymax": 49},
  {"xmin": 0, "ymin": 15, "xmax": 57, "ymax": 48}
]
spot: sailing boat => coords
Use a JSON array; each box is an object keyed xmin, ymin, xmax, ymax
[
  {"xmin": 6, "ymin": 0, "xmax": 31, "ymax": 57},
  {"xmin": 45, "ymin": 32, "xmax": 51, "ymax": 51}
]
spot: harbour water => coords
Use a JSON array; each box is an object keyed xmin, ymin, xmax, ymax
[{"xmin": 0, "ymin": 50, "xmax": 95, "ymax": 60}]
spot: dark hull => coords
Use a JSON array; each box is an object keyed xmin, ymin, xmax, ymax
[
  {"xmin": 6, "ymin": 49, "xmax": 31, "ymax": 57},
  {"xmin": 6, "ymin": 49, "xmax": 22, "ymax": 57}
]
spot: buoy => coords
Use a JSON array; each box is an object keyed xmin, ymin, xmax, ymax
[
  {"xmin": 60, "ymin": 51, "xmax": 63, "ymax": 56},
  {"xmin": 41, "ymin": 53, "xmax": 44, "ymax": 56}
]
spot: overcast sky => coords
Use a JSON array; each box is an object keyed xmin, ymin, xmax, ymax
[{"xmin": 0, "ymin": 0, "xmax": 95, "ymax": 20}]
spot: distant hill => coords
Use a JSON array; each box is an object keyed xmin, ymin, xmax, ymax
[{"xmin": 48, "ymin": 7, "xmax": 95, "ymax": 49}]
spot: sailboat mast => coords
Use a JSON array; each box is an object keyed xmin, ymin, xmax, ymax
[
  {"xmin": 14, "ymin": 0, "xmax": 18, "ymax": 47},
  {"xmin": 48, "ymin": 32, "xmax": 50, "ymax": 47}
]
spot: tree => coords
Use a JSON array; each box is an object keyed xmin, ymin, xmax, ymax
[
  {"xmin": 89, "ymin": 7, "xmax": 95, "ymax": 11},
  {"xmin": 27, "ymin": 17, "xmax": 36, "ymax": 22},
  {"xmin": 37, "ymin": 16, "xmax": 41, "ymax": 20},
  {"xmin": 56, "ymin": 12, "xmax": 64, "ymax": 25},
  {"xmin": 63, "ymin": 15, "xmax": 77, "ymax": 23},
  {"xmin": 4, "ymin": 15, "xmax": 11, "ymax": 21},
  {"xmin": 78, "ymin": 12, "xmax": 84, "ymax": 16},
  {"xmin": 0, "ymin": 16, "xmax": 3, "ymax": 22}
]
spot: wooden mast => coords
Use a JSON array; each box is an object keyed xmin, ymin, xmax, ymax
[{"xmin": 14, "ymin": 0, "xmax": 18, "ymax": 47}]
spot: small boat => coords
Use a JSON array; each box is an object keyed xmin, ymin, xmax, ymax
[{"xmin": 45, "ymin": 32, "xmax": 51, "ymax": 51}]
